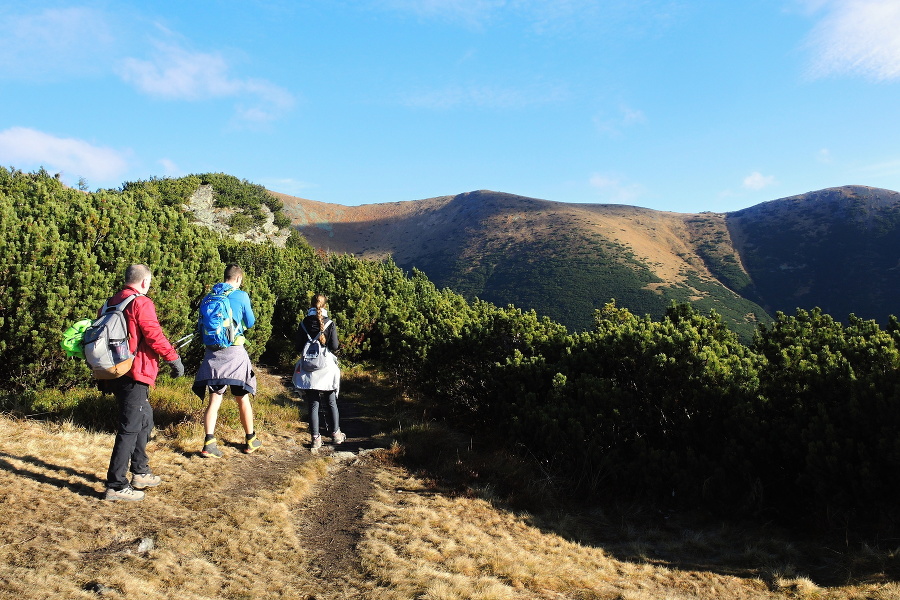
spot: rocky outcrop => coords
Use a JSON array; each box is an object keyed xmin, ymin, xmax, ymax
[{"xmin": 186, "ymin": 184, "xmax": 291, "ymax": 247}]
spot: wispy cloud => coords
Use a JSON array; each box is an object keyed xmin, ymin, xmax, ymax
[
  {"xmin": 816, "ymin": 148, "xmax": 833, "ymax": 164},
  {"xmin": 377, "ymin": 0, "xmax": 506, "ymax": 27},
  {"xmin": 402, "ymin": 83, "xmax": 567, "ymax": 109},
  {"xmin": 117, "ymin": 41, "xmax": 295, "ymax": 122},
  {"xmin": 158, "ymin": 158, "xmax": 181, "ymax": 177},
  {"xmin": 0, "ymin": 6, "xmax": 117, "ymax": 79},
  {"xmin": 593, "ymin": 103, "xmax": 647, "ymax": 137},
  {"xmin": 0, "ymin": 128, "xmax": 129, "ymax": 183},
  {"xmin": 857, "ymin": 157, "xmax": 900, "ymax": 178},
  {"xmin": 589, "ymin": 173, "xmax": 644, "ymax": 203},
  {"xmin": 374, "ymin": 0, "xmax": 666, "ymax": 33},
  {"xmin": 0, "ymin": 6, "xmax": 295, "ymax": 123},
  {"xmin": 804, "ymin": 0, "xmax": 900, "ymax": 80},
  {"xmin": 743, "ymin": 171, "xmax": 777, "ymax": 190}
]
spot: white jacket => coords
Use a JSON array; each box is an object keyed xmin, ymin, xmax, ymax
[{"xmin": 293, "ymin": 352, "xmax": 340, "ymax": 396}]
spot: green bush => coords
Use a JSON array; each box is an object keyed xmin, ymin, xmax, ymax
[
  {"xmin": 0, "ymin": 168, "xmax": 221, "ymax": 391},
  {"xmin": 5, "ymin": 167, "xmax": 900, "ymax": 536}
]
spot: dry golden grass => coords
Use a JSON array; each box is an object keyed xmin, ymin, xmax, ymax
[
  {"xmin": 361, "ymin": 467, "xmax": 757, "ymax": 600},
  {"xmin": 358, "ymin": 463, "xmax": 900, "ymax": 600},
  {"xmin": 1, "ymin": 367, "xmax": 898, "ymax": 599},
  {"xmin": 0, "ymin": 376, "xmax": 333, "ymax": 600}
]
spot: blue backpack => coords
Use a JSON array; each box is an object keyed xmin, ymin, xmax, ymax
[{"xmin": 198, "ymin": 287, "xmax": 236, "ymax": 349}]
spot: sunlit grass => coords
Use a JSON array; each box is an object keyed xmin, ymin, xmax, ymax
[{"xmin": 1, "ymin": 366, "xmax": 899, "ymax": 599}]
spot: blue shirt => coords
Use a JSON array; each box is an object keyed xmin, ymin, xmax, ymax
[{"xmin": 228, "ymin": 288, "xmax": 255, "ymax": 332}]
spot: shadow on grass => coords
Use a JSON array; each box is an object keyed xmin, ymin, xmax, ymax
[
  {"xmin": 0, "ymin": 451, "xmax": 103, "ymax": 497},
  {"xmin": 370, "ymin": 385, "xmax": 900, "ymax": 591}
]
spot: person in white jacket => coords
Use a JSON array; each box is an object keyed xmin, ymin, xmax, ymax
[{"xmin": 293, "ymin": 294, "xmax": 344, "ymax": 450}]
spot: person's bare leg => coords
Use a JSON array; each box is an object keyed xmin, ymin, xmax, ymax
[
  {"xmin": 236, "ymin": 395, "xmax": 261, "ymax": 453},
  {"xmin": 235, "ymin": 395, "xmax": 254, "ymax": 435},
  {"xmin": 204, "ymin": 392, "xmax": 224, "ymax": 435}
]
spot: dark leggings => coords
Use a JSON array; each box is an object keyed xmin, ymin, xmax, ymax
[{"xmin": 304, "ymin": 389, "xmax": 339, "ymax": 437}]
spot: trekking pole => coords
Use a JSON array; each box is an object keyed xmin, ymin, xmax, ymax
[{"xmin": 174, "ymin": 333, "xmax": 195, "ymax": 349}]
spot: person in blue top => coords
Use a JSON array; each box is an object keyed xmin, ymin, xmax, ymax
[{"xmin": 192, "ymin": 264, "xmax": 261, "ymax": 457}]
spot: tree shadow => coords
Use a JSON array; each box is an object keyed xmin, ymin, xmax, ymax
[
  {"xmin": 23, "ymin": 390, "xmax": 195, "ymax": 436},
  {"xmin": 356, "ymin": 375, "xmax": 900, "ymax": 591},
  {"xmin": 560, "ymin": 503, "xmax": 900, "ymax": 589}
]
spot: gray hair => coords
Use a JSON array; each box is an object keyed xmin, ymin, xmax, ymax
[{"xmin": 124, "ymin": 264, "xmax": 151, "ymax": 285}]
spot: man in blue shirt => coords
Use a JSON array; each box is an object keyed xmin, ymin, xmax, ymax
[{"xmin": 192, "ymin": 264, "xmax": 261, "ymax": 457}]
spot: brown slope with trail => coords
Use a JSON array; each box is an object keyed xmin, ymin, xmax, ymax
[
  {"xmin": 273, "ymin": 189, "xmax": 740, "ymax": 291},
  {"xmin": 272, "ymin": 189, "xmax": 757, "ymax": 335}
]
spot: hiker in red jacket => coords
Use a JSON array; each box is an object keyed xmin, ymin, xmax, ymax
[{"xmin": 103, "ymin": 264, "xmax": 184, "ymax": 502}]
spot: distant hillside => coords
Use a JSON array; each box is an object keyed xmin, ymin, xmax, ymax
[
  {"xmin": 727, "ymin": 185, "xmax": 900, "ymax": 321},
  {"xmin": 273, "ymin": 190, "xmax": 770, "ymax": 338},
  {"xmin": 274, "ymin": 185, "xmax": 900, "ymax": 338}
]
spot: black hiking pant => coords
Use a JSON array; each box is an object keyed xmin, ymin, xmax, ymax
[{"xmin": 105, "ymin": 377, "xmax": 154, "ymax": 490}]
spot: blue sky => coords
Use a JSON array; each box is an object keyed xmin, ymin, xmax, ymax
[{"xmin": 1, "ymin": 0, "xmax": 899, "ymax": 213}]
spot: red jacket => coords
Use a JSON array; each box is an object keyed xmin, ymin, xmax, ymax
[{"xmin": 100, "ymin": 286, "xmax": 179, "ymax": 386}]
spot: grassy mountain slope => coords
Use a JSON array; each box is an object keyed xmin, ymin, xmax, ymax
[
  {"xmin": 278, "ymin": 185, "xmax": 900, "ymax": 337},
  {"xmin": 275, "ymin": 190, "xmax": 769, "ymax": 338},
  {"xmin": 727, "ymin": 185, "xmax": 900, "ymax": 321}
]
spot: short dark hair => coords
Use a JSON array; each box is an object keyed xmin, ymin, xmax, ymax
[
  {"xmin": 124, "ymin": 264, "xmax": 151, "ymax": 285},
  {"xmin": 224, "ymin": 264, "xmax": 244, "ymax": 282}
]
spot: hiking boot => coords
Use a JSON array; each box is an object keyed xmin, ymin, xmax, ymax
[
  {"xmin": 332, "ymin": 430, "xmax": 346, "ymax": 445},
  {"xmin": 131, "ymin": 472, "xmax": 161, "ymax": 489},
  {"xmin": 243, "ymin": 434, "xmax": 262, "ymax": 454},
  {"xmin": 105, "ymin": 486, "xmax": 145, "ymax": 502},
  {"xmin": 311, "ymin": 435, "xmax": 322, "ymax": 450},
  {"xmin": 201, "ymin": 438, "xmax": 223, "ymax": 458}
]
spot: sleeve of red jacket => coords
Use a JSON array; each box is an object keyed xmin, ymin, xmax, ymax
[{"xmin": 134, "ymin": 297, "xmax": 179, "ymax": 362}]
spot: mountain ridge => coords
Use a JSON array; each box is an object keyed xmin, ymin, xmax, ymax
[{"xmin": 273, "ymin": 185, "xmax": 900, "ymax": 338}]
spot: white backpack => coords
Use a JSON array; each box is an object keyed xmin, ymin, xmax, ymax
[{"xmin": 293, "ymin": 320, "xmax": 340, "ymax": 393}]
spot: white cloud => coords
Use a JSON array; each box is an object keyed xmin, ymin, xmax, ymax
[
  {"xmin": 378, "ymin": 0, "xmax": 506, "ymax": 26},
  {"xmin": 1, "ymin": 6, "xmax": 295, "ymax": 122},
  {"xmin": 402, "ymin": 83, "xmax": 566, "ymax": 109},
  {"xmin": 118, "ymin": 43, "xmax": 238, "ymax": 100},
  {"xmin": 743, "ymin": 171, "xmax": 777, "ymax": 190},
  {"xmin": 817, "ymin": 148, "xmax": 833, "ymax": 163},
  {"xmin": 589, "ymin": 173, "xmax": 644, "ymax": 203},
  {"xmin": 858, "ymin": 157, "xmax": 900, "ymax": 178},
  {"xmin": 259, "ymin": 177, "xmax": 316, "ymax": 197},
  {"xmin": 117, "ymin": 41, "xmax": 295, "ymax": 121},
  {"xmin": 804, "ymin": 0, "xmax": 900, "ymax": 80},
  {"xmin": 374, "ymin": 0, "xmax": 659, "ymax": 33},
  {"xmin": 0, "ymin": 128, "xmax": 129, "ymax": 182}
]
